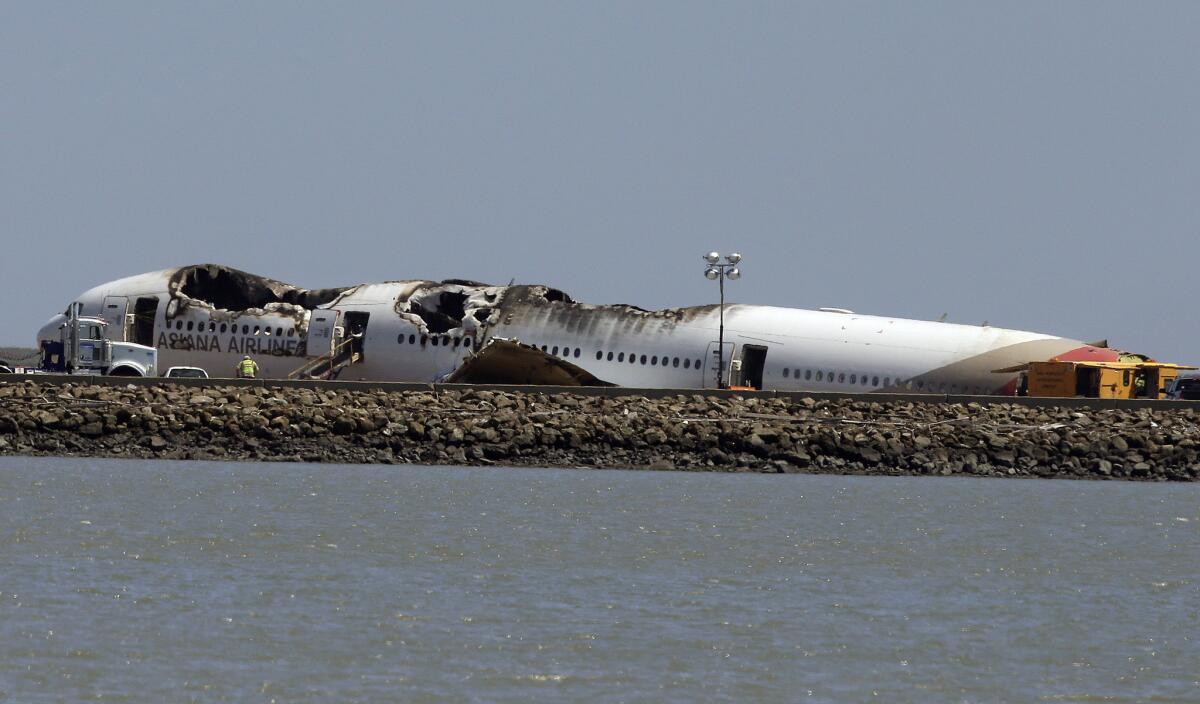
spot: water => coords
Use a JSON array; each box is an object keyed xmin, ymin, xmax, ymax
[{"xmin": 0, "ymin": 458, "xmax": 1196, "ymax": 703}]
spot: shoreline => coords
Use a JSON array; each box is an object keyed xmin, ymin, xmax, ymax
[{"xmin": 2, "ymin": 380, "xmax": 1198, "ymax": 480}]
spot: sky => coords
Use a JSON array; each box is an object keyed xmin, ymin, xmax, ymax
[{"xmin": 2, "ymin": 2, "xmax": 1197, "ymax": 362}]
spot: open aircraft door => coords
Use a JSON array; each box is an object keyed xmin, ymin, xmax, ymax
[
  {"xmin": 101, "ymin": 296, "xmax": 130, "ymax": 341},
  {"xmin": 704, "ymin": 340, "xmax": 734, "ymax": 388},
  {"xmin": 305, "ymin": 309, "xmax": 342, "ymax": 358}
]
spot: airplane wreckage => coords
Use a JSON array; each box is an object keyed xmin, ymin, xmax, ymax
[{"xmin": 32, "ymin": 263, "xmax": 1127, "ymax": 392}]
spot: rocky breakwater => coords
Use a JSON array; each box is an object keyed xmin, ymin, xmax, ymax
[{"xmin": 1, "ymin": 380, "xmax": 1198, "ymax": 480}]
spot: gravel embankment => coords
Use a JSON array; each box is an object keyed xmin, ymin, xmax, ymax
[{"xmin": 1, "ymin": 380, "xmax": 1198, "ymax": 480}]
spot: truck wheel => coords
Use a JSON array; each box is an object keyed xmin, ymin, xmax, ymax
[{"xmin": 107, "ymin": 366, "xmax": 143, "ymax": 377}]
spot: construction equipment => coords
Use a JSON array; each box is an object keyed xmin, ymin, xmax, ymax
[{"xmin": 993, "ymin": 360, "xmax": 1198, "ymax": 400}]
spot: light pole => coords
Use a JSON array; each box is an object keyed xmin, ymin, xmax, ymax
[{"xmin": 703, "ymin": 251, "xmax": 742, "ymax": 389}]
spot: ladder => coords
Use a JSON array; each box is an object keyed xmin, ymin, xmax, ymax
[{"xmin": 287, "ymin": 337, "xmax": 360, "ymax": 380}]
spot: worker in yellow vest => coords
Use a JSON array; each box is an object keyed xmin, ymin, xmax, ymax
[{"xmin": 236, "ymin": 354, "xmax": 259, "ymax": 379}]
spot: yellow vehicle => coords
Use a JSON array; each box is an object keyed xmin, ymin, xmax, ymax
[{"xmin": 993, "ymin": 360, "xmax": 1197, "ymax": 399}]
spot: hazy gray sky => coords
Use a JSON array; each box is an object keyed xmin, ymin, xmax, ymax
[{"xmin": 2, "ymin": 2, "xmax": 1197, "ymax": 361}]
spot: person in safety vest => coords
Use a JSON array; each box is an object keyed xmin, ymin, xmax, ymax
[{"xmin": 236, "ymin": 355, "xmax": 259, "ymax": 379}]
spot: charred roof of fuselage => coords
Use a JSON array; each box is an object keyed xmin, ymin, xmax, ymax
[
  {"xmin": 166, "ymin": 264, "xmax": 720, "ymax": 333},
  {"xmin": 169, "ymin": 264, "xmax": 353, "ymax": 312}
]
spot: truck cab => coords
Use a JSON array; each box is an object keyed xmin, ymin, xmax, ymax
[{"xmin": 39, "ymin": 307, "xmax": 158, "ymax": 377}]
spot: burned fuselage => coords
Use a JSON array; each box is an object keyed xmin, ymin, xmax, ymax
[{"xmin": 40, "ymin": 263, "xmax": 1120, "ymax": 391}]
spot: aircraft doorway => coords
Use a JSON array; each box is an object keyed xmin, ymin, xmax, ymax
[
  {"xmin": 734, "ymin": 345, "xmax": 768, "ymax": 390},
  {"xmin": 343, "ymin": 312, "xmax": 370, "ymax": 360},
  {"xmin": 133, "ymin": 297, "xmax": 158, "ymax": 347}
]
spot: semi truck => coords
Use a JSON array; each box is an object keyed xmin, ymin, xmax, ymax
[{"xmin": 1, "ymin": 304, "xmax": 157, "ymax": 377}]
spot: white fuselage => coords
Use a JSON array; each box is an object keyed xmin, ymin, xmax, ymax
[{"xmin": 38, "ymin": 267, "xmax": 1104, "ymax": 393}]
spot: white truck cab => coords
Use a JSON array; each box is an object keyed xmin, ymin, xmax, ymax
[{"xmin": 37, "ymin": 304, "xmax": 157, "ymax": 377}]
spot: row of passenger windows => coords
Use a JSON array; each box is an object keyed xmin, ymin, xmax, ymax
[
  {"xmin": 596, "ymin": 350, "xmax": 703, "ymax": 369},
  {"xmin": 396, "ymin": 333, "xmax": 474, "ymax": 349},
  {"xmin": 396, "ymin": 333, "xmax": 702, "ymax": 372},
  {"xmin": 782, "ymin": 367, "xmax": 891, "ymax": 387},
  {"xmin": 541, "ymin": 345, "xmax": 581, "ymax": 358},
  {"xmin": 780, "ymin": 367, "xmax": 986, "ymax": 394},
  {"xmin": 171, "ymin": 319, "xmax": 295, "ymax": 337}
]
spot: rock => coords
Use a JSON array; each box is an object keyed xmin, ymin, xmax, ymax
[
  {"xmin": 0, "ymin": 379, "xmax": 1195, "ymax": 480},
  {"xmin": 35, "ymin": 411, "xmax": 61, "ymax": 428},
  {"xmin": 78, "ymin": 422, "xmax": 104, "ymax": 437}
]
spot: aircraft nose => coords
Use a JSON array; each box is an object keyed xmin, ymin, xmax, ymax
[{"xmin": 37, "ymin": 314, "xmax": 66, "ymax": 347}]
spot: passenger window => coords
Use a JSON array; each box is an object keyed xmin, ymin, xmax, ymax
[
  {"xmin": 552, "ymin": 346, "xmax": 559, "ymax": 356},
  {"xmin": 242, "ymin": 325, "xmax": 249, "ymax": 335},
  {"xmin": 420, "ymin": 335, "xmax": 428, "ymax": 346},
  {"xmin": 838, "ymin": 373, "xmax": 845, "ymax": 383},
  {"xmin": 574, "ymin": 348, "xmax": 580, "ymax": 358},
  {"xmin": 288, "ymin": 328, "xmax": 295, "ymax": 337},
  {"xmin": 618, "ymin": 352, "xmax": 625, "ymax": 362},
  {"xmin": 463, "ymin": 338, "xmax": 472, "ymax": 348},
  {"xmin": 408, "ymin": 334, "xmax": 415, "ymax": 344},
  {"xmin": 640, "ymin": 355, "xmax": 647, "ymax": 365},
  {"xmin": 630, "ymin": 354, "xmax": 637, "ymax": 364},
  {"xmin": 175, "ymin": 320, "xmax": 182, "ymax": 330},
  {"xmin": 276, "ymin": 327, "xmax": 283, "ymax": 337},
  {"xmin": 651, "ymin": 356, "xmax": 658, "ymax": 366},
  {"xmin": 861, "ymin": 376, "xmax": 868, "ymax": 385},
  {"xmin": 816, "ymin": 371, "xmax": 824, "ymax": 381},
  {"xmin": 219, "ymin": 323, "xmax": 227, "ymax": 333},
  {"xmin": 431, "ymin": 337, "xmax": 439, "ymax": 346},
  {"xmin": 253, "ymin": 326, "xmax": 260, "ymax": 335},
  {"xmin": 783, "ymin": 368, "xmax": 790, "ymax": 378},
  {"xmin": 673, "ymin": 357, "xmax": 680, "ymax": 367},
  {"xmin": 186, "ymin": 321, "xmax": 194, "ymax": 331},
  {"xmin": 872, "ymin": 376, "xmax": 879, "ymax": 386},
  {"xmin": 695, "ymin": 359, "xmax": 702, "ymax": 369},
  {"xmin": 849, "ymin": 374, "xmax": 856, "ymax": 384},
  {"xmin": 442, "ymin": 336, "xmax": 450, "ymax": 346},
  {"xmin": 596, "ymin": 350, "xmax": 603, "ymax": 360},
  {"xmin": 397, "ymin": 334, "xmax": 405, "ymax": 344},
  {"xmin": 683, "ymin": 358, "xmax": 691, "ymax": 369},
  {"xmin": 805, "ymin": 370, "xmax": 812, "ymax": 380},
  {"xmin": 607, "ymin": 351, "xmax": 614, "ymax": 361}
]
